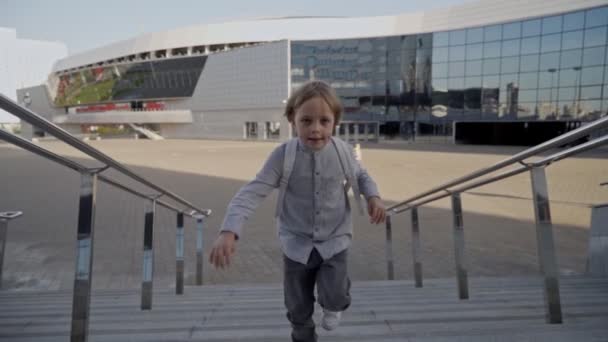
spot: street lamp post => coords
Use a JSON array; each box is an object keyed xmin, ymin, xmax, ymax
[
  {"xmin": 572, "ymin": 66, "xmax": 582, "ymax": 117},
  {"xmin": 547, "ymin": 68, "xmax": 557, "ymax": 117}
]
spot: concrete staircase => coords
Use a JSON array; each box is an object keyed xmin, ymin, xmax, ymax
[
  {"xmin": 1, "ymin": 276, "xmax": 607, "ymax": 341},
  {"xmin": 128, "ymin": 123, "xmax": 164, "ymax": 140}
]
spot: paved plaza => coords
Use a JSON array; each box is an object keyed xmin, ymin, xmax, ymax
[{"xmin": 0, "ymin": 139, "xmax": 606, "ymax": 290}]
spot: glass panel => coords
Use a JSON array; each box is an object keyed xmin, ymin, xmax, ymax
[
  {"xmin": 541, "ymin": 99, "xmax": 559, "ymax": 119},
  {"xmin": 577, "ymin": 99, "xmax": 602, "ymax": 120},
  {"xmin": 432, "ymin": 78, "xmax": 449, "ymax": 112},
  {"xmin": 484, "ymin": 25, "xmax": 502, "ymax": 41},
  {"xmin": 562, "ymin": 30, "xmax": 584, "ymax": 50},
  {"xmin": 520, "ymin": 54, "xmax": 539, "ymax": 72},
  {"xmin": 464, "ymin": 87, "xmax": 481, "ymax": 110},
  {"xmin": 448, "ymin": 77, "xmax": 465, "ymax": 110},
  {"xmin": 539, "ymin": 52, "xmax": 560, "ymax": 70},
  {"xmin": 539, "ymin": 68, "xmax": 558, "ymax": 88},
  {"xmin": 522, "ymin": 19, "xmax": 542, "ymax": 37},
  {"xmin": 417, "ymin": 34, "xmax": 433, "ymax": 49},
  {"xmin": 586, "ymin": 7, "xmax": 608, "ymax": 28},
  {"xmin": 519, "ymin": 72, "xmax": 539, "ymax": 89},
  {"xmin": 483, "ymin": 58, "xmax": 501, "ymax": 75},
  {"xmin": 465, "ymin": 76, "xmax": 481, "ymax": 88},
  {"xmin": 560, "ymin": 49, "xmax": 583, "ymax": 69},
  {"xmin": 483, "ymin": 41, "xmax": 501, "ymax": 58},
  {"xmin": 563, "ymin": 11, "xmax": 585, "ymax": 31},
  {"xmin": 521, "ymin": 36, "xmax": 541, "ymax": 54},
  {"xmin": 449, "ymin": 61, "xmax": 465, "ymax": 77},
  {"xmin": 519, "ymin": 89, "xmax": 538, "ymax": 102},
  {"xmin": 466, "ymin": 27, "xmax": 484, "ymax": 44},
  {"xmin": 542, "ymin": 15, "xmax": 563, "ymax": 34},
  {"xmin": 465, "ymin": 60, "xmax": 482, "ymax": 76},
  {"xmin": 538, "ymin": 88, "xmax": 554, "ymax": 103},
  {"xmin": 501, "ymin": 56, "xmax": 519, "ymax": 74},
  {"xmin": 583, "ymin": 46, "xmax": 606, "ymax": 66},
  {"xmin": 501, "ymin": 39, "xmax": 520, "ymax": 57},
  {"xmin": 558, "ymin": 87, "xmax": 575, "ymax": 101},
  {"xmin": 541, "ymin": 33, "xmax": 562, "ymax": 52},
  {"xmin": 499, "ymin": 75, "xmax": 519, "ymax": 118},
  {"xmin": 449, "ymin": 45, "xmax": 466, "ymax": 61},
  {"xmin": 434, "ymin": 32, "xmax": 449, "ymax": 47},
  {"xmin": 466, "ymin": 43, "xmax": 483, "ymax": 60},
  {"xmin": 482, "ymin": 75, "xmax": 499, "ymax": 88},
  {"xmin": 450, "ymin": 29, "xmax": 466, "ymax": 45},
  {"xmin": 581, "ymin": 66, "xmax": 604, "ymax": 85},
  {"xmin": 433, "ymin": 78, "xmax": 448, "ymax": 91},
  {"xmin": 584, "ymin": 26, "xmax": 608, "ymax": 47},
  {"xmin": 580, "ymin": 85, "xmax": 602, "ymax": 99},
  {"xmin": 481, "ymin": 87, "xmax": 499, "ymax": 117},
  {"xmin": 503, "ymin": 22, "xmax": 521, "ymax": 40},
  {"xmin": 517, "ymin": 102, "xmax": 538, "ymax": 119},
  {"xmin": 558, "ymin": 68, "xmax": 578, "ymax": 87},
  {"xmin": 499, "ymin": 73, "xmax": 519, "ymax": 102},
  {"xmin": 433, "ymin": 46, "xmax": 449, "ymax": 62}
]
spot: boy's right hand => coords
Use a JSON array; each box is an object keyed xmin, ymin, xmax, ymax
[{"xmin": 209, "ymin": 231, "xmax": 237, "ymax": 269}]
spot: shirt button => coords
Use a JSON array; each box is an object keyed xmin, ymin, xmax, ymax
[
  {"xmin": 316, "ymin": 191, "xmax": 320, "ymax": 195},
  {"xmin": 316, "ymin": 211, "xmax": 320, "ymax": 215},
  {"xmin": 315, "ymin": 172, "xmax": 320, "ymax": 176}
]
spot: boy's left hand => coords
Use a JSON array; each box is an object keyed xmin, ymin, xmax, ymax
[{"xmin": 367, "ymin": 196, "xmax": 386, "ymax": 224}]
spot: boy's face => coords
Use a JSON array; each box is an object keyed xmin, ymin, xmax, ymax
[{"xmin": 292, "ymin": 97, "xmax": 336, "ymax": 151}]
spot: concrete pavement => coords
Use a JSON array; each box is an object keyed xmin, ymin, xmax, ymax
[{"xmin": 0, "ymin": 139, "xmax": 606, "ymax": 290}]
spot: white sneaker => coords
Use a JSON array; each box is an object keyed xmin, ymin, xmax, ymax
[{"xmin": 321, "ymin": 309, "xmax": 342, "ymax": 331}]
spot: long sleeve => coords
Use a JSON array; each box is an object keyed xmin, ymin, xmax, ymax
[
  {"xmin": 352, "ymin": 147, "xmax": 380, "ymax": 200},
  {"xmin": 220, "ymin": 144, "xmax": 284, "ymax": 238}
]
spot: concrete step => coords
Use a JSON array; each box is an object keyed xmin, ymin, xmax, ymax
[{"xmin": 0, "ymin": 276, "xmax": 607, "ymax": 341}]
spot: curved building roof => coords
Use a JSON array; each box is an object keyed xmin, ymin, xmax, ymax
[{"xmin": 53, "ymin": 0, "xmax": 607, "ymax": 72}]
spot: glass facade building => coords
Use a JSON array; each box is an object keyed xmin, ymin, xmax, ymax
[
  {"xmin": 22, "ymin": 1, "xmax": 608, "ymax": 142},
  {"xmin": 291, "ymin": 6, "xmax": 608, "ymax": 137}
]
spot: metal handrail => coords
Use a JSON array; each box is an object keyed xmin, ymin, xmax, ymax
[
  {"xmin": 393, "ymin": 134, "xmax": 608, "ymax": 213},
  {"xmin": 382, "ymin": 116, "xmax": 608, "ymax": 325},
  {"xmin": 1, "ymin": 94, "xmax": 212, "ymax": 341},
  {"xmin": 0, "ymin": 93, "xmax": 210, "ymax": 216},
  {"xmin": 386, "ymin": 115, "xmax": 608, "ymax": 214},
  {"xmin": 0, "ymin": 128, "xmax": 188, "ymax": 215}
]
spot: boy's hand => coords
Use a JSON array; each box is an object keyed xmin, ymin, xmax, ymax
[
  {"xmin": 367, "ymin": 196, "xmax": 386, "ymax": 224},
  {"xmin": 209, "ymin": 231, "xmax": 237, "ymax": 269}
]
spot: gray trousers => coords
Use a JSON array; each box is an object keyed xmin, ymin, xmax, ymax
[{"xmin": 283, "ymin": 248, "xmax": 351, "ymax": 342}]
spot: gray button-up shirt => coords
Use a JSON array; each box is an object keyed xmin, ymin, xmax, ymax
[{"xmin": 221, "ymin": 139, "xmax": 380, "ymax": 264}]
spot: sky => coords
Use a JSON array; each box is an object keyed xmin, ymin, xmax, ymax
[{"xmin": 1, "ymin": 0, "xmax": 473, "ymax": 54}]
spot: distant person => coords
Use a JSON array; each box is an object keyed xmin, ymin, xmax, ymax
[{"xmin": 210, "ymin": 80, "xmax": 386, "ymax": 342}]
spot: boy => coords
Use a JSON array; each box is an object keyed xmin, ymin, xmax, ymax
[{"xmin": 210, "ymin": 80, "xmax": 386, "ymax": 342}]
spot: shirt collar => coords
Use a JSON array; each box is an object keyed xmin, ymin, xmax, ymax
[{"xmin": 297, "ymin": 137, "xmax": 332, "ymax": 155}]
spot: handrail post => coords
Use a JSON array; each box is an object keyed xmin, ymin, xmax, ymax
[
  {"xmin": 385, "ymin": 215, "xmax": 394, "ymax": 280},
  {"xmin": 195, "ymin": 214, "xmax": 205, "ymax": 285},
  {"xmin": 176, "ymin": 212, "xmax": 185, "ymax": 295},
  {"xmin": 411, "ymin": 208, "xmax": 423, "ymax": 288},
  {"xmin": 530, "ymin": 167, "xmax": 563, "ymax": 324},
  {"xmin": 71, "ymin": 172, "xmax": 98, "ymax": 342},
  {"xmin": 0, "ymin": 211, "xmax": 23, "ymax": 288},
  {"xmin": 141, "ymin": 198, "xmax": 156, "ymax": 310},
  {"xmin": 451, "ymin": 193, "xmax": 469, "ymax": 300}
]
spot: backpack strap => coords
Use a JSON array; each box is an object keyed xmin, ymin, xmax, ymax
[
  {"xmin": 275, "ymin": 138, "xmax": 298, "ymax": 218},
  {"xmin": 331, "ymin": 137, "xmax": 365, "ymax": 216}
]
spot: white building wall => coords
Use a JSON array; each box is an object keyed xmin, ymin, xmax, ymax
[
  {"xmin": 162, "ymin": 40, "xmax": 290, "ymax": 140},
  {"xmin": 0, "ymin": 28, "xmax": 18, "ymax": 123},
  {"xmin": 0, "ymin": 27, "xmax": 67, "ymax": 123}
]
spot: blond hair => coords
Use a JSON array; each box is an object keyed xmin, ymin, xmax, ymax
[{"xmin": 284, "ymin": 80, "xmax": 343, "ymax": 124}]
